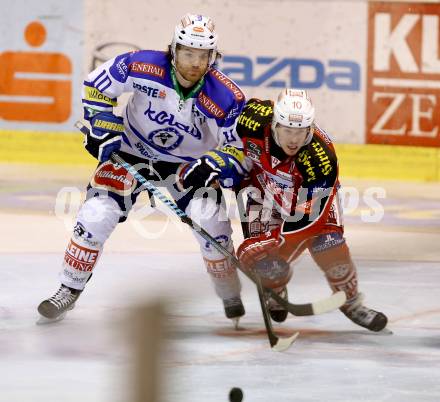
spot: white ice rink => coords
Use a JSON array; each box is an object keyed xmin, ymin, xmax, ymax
[{"xmin": 1, "ymin": 165, "xmax": 439, "ymax": 402}]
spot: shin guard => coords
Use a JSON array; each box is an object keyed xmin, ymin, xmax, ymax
[
  {"xmin": 59, "ymin": 196, "xmax": 121, "ymax": 290},
  {"xmin": 203, "ymin": 256, "xmax": 241, "ymax": 300},
  {"xmin": 310, "ymin": 234, "xmax": 358, "ymax": 307}
]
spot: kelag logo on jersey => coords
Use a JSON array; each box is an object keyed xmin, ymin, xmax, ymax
[
  {"xmin": 144, "ymin": 101, "xmax": 202, "ymax": 139},
  {"xmin": 147, "ymin": 127, "xmax": 183, "ymax": 151},
  {"xmin": 220, "ymin": 56, "xmax": 360, "ymax": 91}
]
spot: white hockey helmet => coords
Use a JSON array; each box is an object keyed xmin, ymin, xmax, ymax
[
  {"xmin": 271, "ymin": 89, "xmax": 315, "ymax": 146},
  {"xmin": 171, "ymin": 14, "xmax": 218, "ymax": 67}
]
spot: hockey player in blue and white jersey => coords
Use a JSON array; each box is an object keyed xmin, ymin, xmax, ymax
[{"xmin": 38, "ymin": 14, "xmax": 250, "ymax": 323}]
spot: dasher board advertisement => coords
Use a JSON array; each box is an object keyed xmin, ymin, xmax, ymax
[
  {"xmin": 84, "ymin": 0, "xmax": 367, "ymax": 144},
  {"xmin": 367, "ymin": 1, "xmax": 440, "ymax": 147},
  {"xmin": 0, "ymin": 1, "xmax": 83, "ymax": 132}
]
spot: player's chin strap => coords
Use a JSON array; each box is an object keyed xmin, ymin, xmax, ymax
[{"xmin": 75, "ymin": 121, "xmax": 345, "ymax": 351}]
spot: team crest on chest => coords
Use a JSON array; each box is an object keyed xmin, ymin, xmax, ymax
[{"xmin": 147, "ymin": 127, "xmax": 184, "ymax": 151}]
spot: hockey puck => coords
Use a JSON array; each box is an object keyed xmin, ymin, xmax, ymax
[{"xmin": 229, "ymin": 387, "xmax": 243, "ymax": 402}]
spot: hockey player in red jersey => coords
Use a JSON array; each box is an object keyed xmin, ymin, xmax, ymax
[{"xmin": 235, "ymin": 89, "xmax": 388, "ymax": 331}]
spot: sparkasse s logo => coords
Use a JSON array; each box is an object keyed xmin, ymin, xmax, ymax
[
  {"xmin": 367, "ymin": 2, "xmax": 440, "ymax": 147},
  {"xmin": 0, "ymin": 21, "xmax": 72, "ymax": 123}
]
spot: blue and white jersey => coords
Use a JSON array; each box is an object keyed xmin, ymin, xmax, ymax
[{"xmin": 82, "ymin": 50, "xmax": 246, "ymax": 164}]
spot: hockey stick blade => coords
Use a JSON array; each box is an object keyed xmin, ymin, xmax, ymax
[
  {"xmin": 269, "ymin": 289, "xmax": 347, "ymax": 317},
  {"xmin": 310, "ymin": 290, "xmax": 347, "ymax": 315},
  {"xmin": 272, "ymin": 331, "xmax": 299, "ymax": 352}
]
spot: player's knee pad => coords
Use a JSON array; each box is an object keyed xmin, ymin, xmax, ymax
[
  {"xmin": 187, "ymin": 196, "xmax": 233, "ymax": 261},
  {"xmin": 253, "ymin": 256, "xmax": 293, "ymax": 289},
  {"xmin": 76, "ymin": 196, "xmax": 122, "ymax": 244},
  {"xmin": 253, "ymin": 256, "xmax": 292, "ymax": 289},
  {"xmin": 186, "ymin": 190, "xmax": 227, "ymax": 227}
]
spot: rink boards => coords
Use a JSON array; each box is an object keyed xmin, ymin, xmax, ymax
[
  {"xmin": 1, "ymin": 0, "xmax": 440, "ymax": 180},
  {"xmin": 1, "ymin": 129, "xmax": 439, "ymax": 181}
]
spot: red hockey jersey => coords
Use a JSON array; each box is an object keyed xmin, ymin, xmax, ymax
[{"xmin": 236, "ymin": 98, "xmax": 341, "ymax": 242}]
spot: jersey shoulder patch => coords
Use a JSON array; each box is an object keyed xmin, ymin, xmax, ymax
[
  {"xmin": 313, "ymin": 122, "xmax": 334, "ymax": 147},
  {"xmin": 295, "ymin": 133, "xmax": 337, "ymax": 184},
  {"xmin": 236, "ymin": 98, "xmax": 273, "ymax": 140},
  {"xmin": 207, "ymin": 68, "xmax": 245, "ymax": 102},
  {"xmin": 196, "ymin": 90, "xmax": 227, "ymax": 120},
  {"xmin": 200, "ymin": 69, "xmax": 245, "ymax": 123},
  {"xmin": 128, "ymin": 50, "xmax": 169, "ymax": 80},
  {"xmin": 109, "ymin": 50, "xmax": 168, "ymax": 83}
]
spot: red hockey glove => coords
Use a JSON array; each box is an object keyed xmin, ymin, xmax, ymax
[{"xmin": 237, "ymin": 230, "xmax": 281, "ymax": 268}]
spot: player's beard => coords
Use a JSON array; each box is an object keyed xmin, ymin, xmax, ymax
[
  {"xmin": 182, "ymin": 68, "xmax": 205, "ymax": 84},
  {"xmin": 175, "ymin": 63, "xmax": 207, "ymax": 87}
]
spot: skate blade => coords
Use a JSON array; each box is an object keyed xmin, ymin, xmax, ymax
[
  {"xmin": 36, "ymin": 312, "xmax": 67, "ymax": 325},
  {"xmin": 378, "ymin": 327, "xmax": 393, "ymax": 335}
]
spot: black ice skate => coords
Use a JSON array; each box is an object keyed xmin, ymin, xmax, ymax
[
  {"xmin": 341, "ymin": 294, "xmax": 388, "ymax": 332},
  {"xmin": 266, "ymin": 287, "xmax": 288, "ymax": 323},
  {"xmin": 37, "ymin": 285, "xmax": 82, "ymax": 322},
  {"xmin": 223, "ymin": 297, "xmax": 245, "ymax": 328}
]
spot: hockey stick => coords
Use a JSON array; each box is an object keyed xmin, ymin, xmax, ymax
[
  {"xmin": 255, "ymin": 274, "xmax": 299, "ymax": 351},
  {"xmin": 75, "ymin": 121, "xmax": 345, "ymax": 316},
  {"xmin": 113, "ymin": 148, "xmax": 298, "ymax": 350},
  {"xmin": 235, "ymin": 190, "xmax": 300, "ymax": 351},
  {"xmin": 76, "ymin": 122, "xmax": 298, "ymax": 350}
]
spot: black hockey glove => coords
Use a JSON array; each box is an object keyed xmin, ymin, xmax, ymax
[
  {"xmin": 182, "ymin": 157, "xmax": 221, "ymax": 190},
  {"xmin": 85, "ymin": 112, "xmax": 124, "ymax": 162}
]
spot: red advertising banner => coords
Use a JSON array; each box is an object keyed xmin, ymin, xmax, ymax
[{"xmin": 367, "ymin": 1, "xmax": 440, "ymax": 147}]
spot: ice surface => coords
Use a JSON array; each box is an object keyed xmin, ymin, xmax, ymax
[
  {"xmin": 1, "ymin": 166, "xmax": 439, "ymax": 402},
  {"xmin": 1, "ymin": 253, "xmax": 439, "ymax": 402}
]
